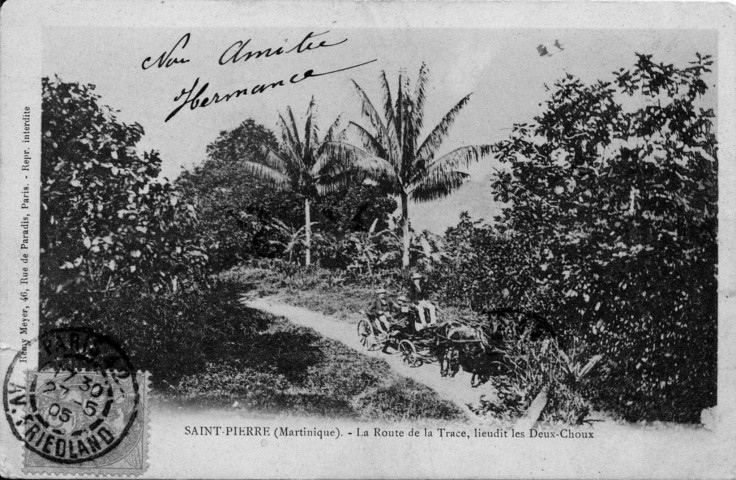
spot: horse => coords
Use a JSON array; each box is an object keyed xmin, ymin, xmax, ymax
[
  {"xmin": 439, "ymin": 323, "xmax": 504, "ymax": 386},
  {"xmin": 482, "ymin": 308, "xmax": 557, "ymax": 342}
]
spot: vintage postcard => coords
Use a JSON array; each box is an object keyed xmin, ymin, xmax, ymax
[{"xmin": 1, "ymin": 0, "xmax": 735, "ymax": 477}]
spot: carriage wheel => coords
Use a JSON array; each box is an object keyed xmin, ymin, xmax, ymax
[
  {"xmin": 358, "ymin": 319, "xmax": 379, "ymax": 351},
  {"xmin": 399, "ymin": 340, "xmax": 423, "ymax": 367}
]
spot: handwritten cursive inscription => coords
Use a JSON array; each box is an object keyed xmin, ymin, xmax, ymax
[
  {"xmin": 142, "ymin": 33, "xmax": 191, "ymax": 70},
  {"xmin": 219, "ymin": 31, "xmax": 348, "ymax": 65},
  {"xmin": 165, "ymin": 59, "xmax": 377, "ymax": 122}
]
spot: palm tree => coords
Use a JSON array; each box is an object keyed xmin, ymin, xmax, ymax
[
  {"xmin": 241, "ymin": 97, "xmax": 347, "ymax": 266},
  {"xmin": 333, "ymin": 63, "xmax": 493, "ymax": 269}
]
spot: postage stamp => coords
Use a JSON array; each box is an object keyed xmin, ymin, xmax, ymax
[{"xmin": 4, "ymin": 328, "xmax": 149, "ymax": 476}]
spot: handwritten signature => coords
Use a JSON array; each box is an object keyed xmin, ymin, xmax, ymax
[
  {"xmin": 140, "ymin": 31, "xmax": 376, "ymax": 122},
  {"xmin": 219, "ymin": 31, "xmax": 348, "ymax": 65},
  {"xmin": 142, "ymin": 33, "xmax": 191, "ymax": 70},
  {"xmin": 164, "ymin": 59, "xmax": 377, "ymax": 122},
  {"xmin": 142, "ymin": 31, "xmax": 347, "ymax": 70}
]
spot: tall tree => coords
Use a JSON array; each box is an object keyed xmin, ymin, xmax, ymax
[
  {"xmin": 205, "ymin": 118, "xmax": 279, "ymax": 165},
  {"xmin": 336, "ymin": 63, "xmax": 493, "ymax": 268},
  {"xmin": 241, "ymin": 97, "xmax": 348, "ymax": 266},
  {"xmin": 176, "ymin": 120, "xmax": 288, "ymax": 269},
  {"xmin": 491, "ymin": 53, "xmax": 717, "ymax": 421},
  {"xmin": 41, "ymin": 77, "xmax": 209, "ymax": 320}
]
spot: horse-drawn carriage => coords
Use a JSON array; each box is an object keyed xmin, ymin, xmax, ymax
[
  {"xmin": 358, "ymin": 305, "xmax": 555, "ymax": 387},
  {"xmin": 357, "ymin": 306, "xmax": 446, "ymax": 367}
]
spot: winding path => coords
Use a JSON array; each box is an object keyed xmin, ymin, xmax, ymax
[{"xmin": 242, "ymin": 295, "xmax": 497, "ymax": 424}]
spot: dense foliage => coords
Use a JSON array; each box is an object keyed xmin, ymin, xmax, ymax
[
  {"xmin": 435, "ymin": 54, "xmax": 717, "ymax": 422},
  {"xmin": 177, "ymin": 117, "xmax": 396, "ymax": 270},
  {"xmin": 205, "ymin": 118, "xmax": 279, "ymax": 165},
  {"xmin": 41, "ymin": 77, "xmax": 209, "ymax": 321},
  {"xmin": 238, "ymin": 97, "xmax": 363, "ymax": 266}
]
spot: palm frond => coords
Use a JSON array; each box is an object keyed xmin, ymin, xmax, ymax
[
  {"xmin": 413, "ymin": 62, "xmax": 429, "ymax": 132},
  {"xmin": 278, "ymin": 113, "xmax": 304, "ymax": 169},
  {"xmin": 315, "ymin": 173, "xmax": 361, "ymax": 195},
  {"xmin": 379, "ymin": 71, "xmax": 395, "ymax": 125},
  {"xmin": 352, "ymin": 155, "xmax": 400, "ymax": 182},
  {"xmin": 315, "ymin": 115, "xmax": 345, "ymax": 160},
  {"xmin": 310, "ymin": 154, "xmax": 335, "ymax": 178},
  {"xmin": 351, "ymin": 79, "xmax": 390, "ymax": 145},
  {"xmin": 310, "ymin": 143, "xmax": 357, "ymax": 178},
  {"xmin": 313, "ymin": 158, "xmax": 367, "ymax": 195},
  {"xmin": 315, "ymin": 141, "xmax": 364, "ymax": 181},
  {"xmin": 317, "ymin": 160, "xmax": 398, "ymax": 196},
  {"xmin": 348, "ymin": 121, "xmax": 388, "ymax": 159},
  {"xmin": 379, "ymin": 71, "xmax": 399, "ymax": 155},
  {"xmin": 287, "ymin": 106, "xmax": 302, "ymax": 151},
  {"xmin": 321, "ymin": 141, "xmax": 400, "ymax": 188},
  {"xmin": 401, "ymin": 95, "xmax": 420, "ymax": 168},
  {"xmin": 413, "ymin": 145, "xmax": 495, "ymax": 184},
  {"xmin": 241, "ymin": 161, "xmax": 291, "ymax": 190},
  {"xmin": 322, "ymin": 115, "xmax": 342, "ymax": 143},
  {"xmin": 303, "ymin": 97, "xmax": 316, "ymax": 156},
  {"xmin": 395, "ymin": 73, "xmax": 404, "ymax": 157},
  {"xmin": 410, "ymin": 169, "xmax": 470, "ymax": 203},
  {"xmin": 324, "ymin": 142, "xmax": 397, "ymax": 175},
  {"xmin": 259, "ymin": 144, "xmax": 290, "ymax": 173},
  {"xmin": 415, "ymin": 94, "xmax": 473, "ymax": 163},
  {"xmin": 320, "ymin": 140, "xmax": 365, "ymax": 165}
]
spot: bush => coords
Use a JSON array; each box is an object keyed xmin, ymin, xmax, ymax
[
  {"xmin": 47, "ymin": 277, "xmax": 464, "ymax": 421},
  {"xmin": 48, "ymin": 282, "xmax": 266, "ymax": 387},
  {"xmin": 41, "ymin": 76, "xmax": 210, "ymax": 321},
  {"xmin": 436, "ymin": 54, "xmax": 717, "ymax": 423},
  {"xmin": 471, "ymin": 336, "xmax": 601, "ymax": 425}
]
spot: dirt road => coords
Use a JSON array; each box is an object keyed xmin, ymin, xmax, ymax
[{"xmin": 243, "ymin": 296, "xmax": 498, "ymax": 424}]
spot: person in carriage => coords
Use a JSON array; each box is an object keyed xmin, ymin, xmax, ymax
[
  {"xmin": 408, "ymin": 272, "xmax": 438, "ymax": 332},
  {"xmin": 368, "ymin": 287, "xmax": 409, "ymax": 352},
  {"xmin": 392, "ymin": 294, "xmax": 413, "ymax": 331},
  {"xmin": 370, "ymin": 287, "xmax": 408, "ymax": 332},
  {"xmin": 367, "ymin": 288, "xmax": 392, "ymax": 332}
]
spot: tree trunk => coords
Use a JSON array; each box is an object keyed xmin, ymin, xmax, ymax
[
  {"xmin": 304, "ymin": 198, "xmax": 311, "ymax": 266},
  {"xmin": 401, "ymin": 191, "xmax": 410, "ymax": 270}
]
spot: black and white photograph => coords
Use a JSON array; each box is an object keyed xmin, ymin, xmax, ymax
[{"xmin": 1, "ymin": 1, "xmax": 735, "ymax": 478}]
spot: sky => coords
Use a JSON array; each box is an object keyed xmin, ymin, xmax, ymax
[{"xmin": 43, "ymin": 27, "xmax": 717, "ymax": 234}]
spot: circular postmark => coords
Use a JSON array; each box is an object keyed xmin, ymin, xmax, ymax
[{"xmin": 3, "ymin": 328, "xmax": 140, "ymax": 464}]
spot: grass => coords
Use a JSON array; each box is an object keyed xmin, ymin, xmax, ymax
[
  {"xmin": 164, "ymin": 311, "xmax": 466, "ymax": 422},
  {"xmin": 53, "ymin": 277, "xmax": 465, "ymax": 423},
  {"xmin": 223, "ymin": 260, "xmax": 481, "ymax": 328},
  {"xmin": 221, "ymin": 261, "xmax": 377, "ymax": 319}
]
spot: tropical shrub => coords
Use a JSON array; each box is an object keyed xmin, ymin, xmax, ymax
[
  {"xmin": 471, "ymin": 336, "xmax": 601, "ymax": 425},
  {"xmin": 176, "ymin": 121, "xmax": 296, "ymax": 269},
  {"xmin": 177, "ymin": 117, "xmax": 396, "ymax": 270},
  {"xmin": 41, "ymin": 76, "xmax": 209, "ymax": 322},
  {"xmin": 429, "ymin": 213, "xmax": 554, "ymax": 314},
  {"xmin": 442, "ymin": 54, "xmax": 717, "ymax": 422}
]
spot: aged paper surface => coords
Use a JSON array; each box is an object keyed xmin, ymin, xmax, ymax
[{"xmin": 1, "ymin": 0, "xmax": 735, "ymax": 478}]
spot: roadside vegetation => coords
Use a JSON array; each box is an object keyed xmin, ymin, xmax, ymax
[
  {"xmin": 60, "ymin": 279, "xmax": 465, "ymax": 421},
  {"xmin": 41, "ymin": 53, "xmax": 717, "ymax": 426}
]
